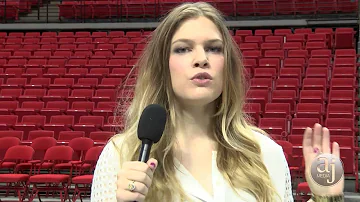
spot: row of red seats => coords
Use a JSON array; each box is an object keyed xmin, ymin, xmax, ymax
[
  {"xmin": 0, "ymin": 36, "xmax": 147, "ymax": 45},
  {"xmin": 0, "ymin": 51, "xmax": 143, "ymax": 61},
  {"xmin": 249, "ymin": 77, "xmax": 356, "ymax": 94},
  {"xmin": 56, "ymin": 0, "xmax": 357, "ymax": 20},
  {"xmin": 249, "ymin": 77, "xmax": 357, "ymax": 91},
  {"xmin": 0, "ymin": 58, "xmax": 136, "ymax": 68},
  {"xmin": 0, "ymin": 136, "xmax": 105, "ymax": 161},
  {"xmin": 0, "ymin": 100, "xmax": 117, "ymax": 117},
  {"xmin": 0, "ymin": 43, "xmax": 144, "ymax": 53},
  {"xmin": 250, "ymin": 107, "xmax": 357, "ymax": 136},
  {"xmin": 247, "ymin": 102, "xmax": 357, "ymax": 125},
  {"xmin": 0, "ymin": 30, "xmax": 150, "ymax": 38},
  {"xmin": 0, "ymin": 100, "xmax": 128, "ymax": 128},
  {"xmin": 0, "ymin": 33, "xmax": 333, "ymax": 45},
  {"xmin": 239, "ymin": 33, "xmax": 330, "ymax": 46},
  {"xmin": 253, "ymin": 49, "xmax": 358, "ymax": 59},
  {"xmin": 0, "ymin": 27, "xmax": 351, "ymax": 39},
  {"xmin": 1, "ymin": 54, "xmax": 357, "ymax": 73},
  {"xmin": 0, "ymin": 44, "xmax": 352, "ymax": 61},
  {"xmin": 244, "ymin": 53, "xmax": 358, "ymax": 67},
  {"xmin": 246, "ymin": 89, "xmax": 357, "ymax": 111},
  {"xmin": 0, "ymin": 46, "xmax": 353, "ymax": 63},
  {"xmin": 0, "ymin": 43, "xmax": 145, "ymax": 55},
  {"xmin": 0, "ymin": 100, "xmax": 118, "ymax": 121},
  {"xmin": 246, "ymin": 67, "xmax": 356, "ymax": 82},
  {"xmin": 0, "ymin": 130, "xmax": 114, "ymax": 142},
  {"xmin": 0, "ymin": 28, "xmax": 354, "ymax": 50},
  {"xmin": 0, "ymin": 68, "xmax": 132, "ymax": 83},
  {"xmin": 0, "ymin": 137, "xmax": 103, "ymax": 202},
  {"xmin": 0, "ymin": 0, "xmax": 36, "ymax": 20},
  {"xmin": 235, "ymin": 27, "xmax": 355, "ymax": 49},
  {"xmin": 0, "ymin": 114, "xmax": 122, "ymax": 138},
  {"xmin": 0, "ymin": 77, "xmax": 123, "ymax": 89},
  {"xmin": 240, "ymin": 48, "xmax": 356, "ymax": 60},
  {"xmin": 242, "ymin": 46, "xmax": 351, "ymax": 61},
  {"xmin": 0, "ymin": 88, "xmax": 125, "ymax": 103},
  {"xmin": 0, "ymin": 34, "xmax": 351, "ymax": 50},
  {"xmin": 245, "ymin": 56, "xmax": 357, "ymax": 69},
  {"xmin": 245, "ymin": 63, "xmax": 357, "ymax": 82},
  {"xmin": 0, "ymin": 65, "xmax": 131, "ymax": 76}
]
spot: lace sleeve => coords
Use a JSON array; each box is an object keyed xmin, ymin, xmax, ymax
[
  {"xmin": 91, "ymin": 140, "xmax": 121, "ymax": 202},
  {"xmin": 283, "ymin": 153, "xmax": 294, "ymax": 202}
]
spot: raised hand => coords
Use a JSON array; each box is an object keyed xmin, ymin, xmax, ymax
[{"xmin": 302, "ymin": 123, "xmax": 344, "ymax": 196}]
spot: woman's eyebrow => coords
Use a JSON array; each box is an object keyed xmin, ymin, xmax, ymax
[{"xmin": 171, "ymin": 38, "xmax": 223, "ymax": 45}]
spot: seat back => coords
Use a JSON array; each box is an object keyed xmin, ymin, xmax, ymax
[
  {"xmin": 30, "ymin": 137, "xmax": 57, "ymax": 160},
  {"xmin": 68, "ymin": 137, "xmax": 94, "ymax": 160},
  {"xmin": 0, "ymin": 137, "xmax": 21, "ymax": 159},
  {"xmin": 3, "ymin": 145, "xmax": 34, "ymax": 163}
]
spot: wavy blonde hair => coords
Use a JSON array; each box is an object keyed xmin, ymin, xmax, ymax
[{"xmin": 112, "ymin": 2, "xmax": 281, "ymax": 202}]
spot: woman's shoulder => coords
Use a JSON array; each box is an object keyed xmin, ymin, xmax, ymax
[
  {"xmin": 252, "ymin": 130, "xmax": 292, "ymax": 199},
  {"xmin": 252, "ymin": 130, "xmax": 283, "ymax": 154},
  {"xmin": 98, "ymin": 134, "xmax": 128, "ymax": 163}
]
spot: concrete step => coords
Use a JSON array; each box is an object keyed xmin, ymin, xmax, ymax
[{"xmin": 18, "ymin": 2, "xmax": 60, "ymax": 23}]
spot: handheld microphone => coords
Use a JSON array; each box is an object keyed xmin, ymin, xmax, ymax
[{"xmin": 137, "ymin": 104, "xmax": 167, "ymax": 162}]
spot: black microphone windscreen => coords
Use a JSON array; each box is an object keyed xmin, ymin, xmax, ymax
[{"xmin": 137, "ymin": 104, "xmax": 167, "ymax": 143}]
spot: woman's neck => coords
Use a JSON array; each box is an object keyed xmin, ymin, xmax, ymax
[{"xmin": 172, "ymin": 102, "xmax": 217, "ymax": 153}]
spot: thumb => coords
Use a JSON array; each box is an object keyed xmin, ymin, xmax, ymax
[{"xmin": 147, "ymin": 158, "xmax": 158, "ymax": 171}]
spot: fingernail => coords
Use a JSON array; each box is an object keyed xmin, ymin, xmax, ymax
[{"xmin": 150, "ymin": 162, "xmax": 156, "ymax": 169}]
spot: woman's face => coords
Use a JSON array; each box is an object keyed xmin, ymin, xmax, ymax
[{"xmin": 169, "ymin": 16, "xmax": 225, "ymax": 107}]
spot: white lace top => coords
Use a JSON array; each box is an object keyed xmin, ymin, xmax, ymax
[{"xmin": 91, "ymin": 131, "xmax": 294, "ymax": 202}]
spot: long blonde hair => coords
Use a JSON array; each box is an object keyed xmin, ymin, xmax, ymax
[{"xmin": 112, "ymin": 2, "xmax": 280, "ymax": 202}]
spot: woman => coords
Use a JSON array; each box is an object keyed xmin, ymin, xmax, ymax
[{"xmin": 91, "ymin": 2, "xmax": 344, "ymax": 202}]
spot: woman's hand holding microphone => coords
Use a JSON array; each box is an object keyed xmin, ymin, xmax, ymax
[{"xmin": 116, "ymin": 158, "xmax": 158, "ymax": 202}]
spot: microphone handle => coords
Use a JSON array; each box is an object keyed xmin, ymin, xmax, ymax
[{"xmin": 138, "ymin": 141, "xmax": 153, "ymax": 162}]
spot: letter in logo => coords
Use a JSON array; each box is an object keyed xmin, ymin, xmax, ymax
[
  {"xmin": 310, "ymin": 153, "xmax": 343, "ymax": 187},
  {"xmin": 316, "ymin": 156, "xmax": 335, "ymax": 184}
]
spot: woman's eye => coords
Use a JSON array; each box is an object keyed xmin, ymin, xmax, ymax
[
  {"xmin": 174, "ymin": 47, "xmax": 191, "ymax": 53},
  {"xmin": 206, "ymin": 46, "xmax": 223, "ymax": 53}
]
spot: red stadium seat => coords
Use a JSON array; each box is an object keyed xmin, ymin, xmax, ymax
[
  {"xmin": 0, "ymin": 145, "xmax": 34, "ymax": 202},
  {"xmin": 102, "ymin": 116, "xmax": 123, "ymax": 132},
  {"xmin": 271, "ymin": 90, "xmax": 297, "ymax": 113},
  {"xmin": 259, "ymin": 118, "xmax": 288, "ymax": 137},
  {"xmin": 263, "ymin": 103, "xmax": 291, "ymax": 119},
  {"xmin": 40, "ymin": 101, "xmax": 69, "ymax": 123},
  {"xmin": 28, "ymin": 130, "xmax": 54, "ymax": 141},
  {"xmin": 92, "ymin": 101, "xmax": 117, "ymax": 118},
  {"xmin": 73, "ymin": 116, "xmax": 104, "ymax": 136},
  {"xmin": 14, "ymin": 115, "xmax": 46, "ymax": 140},
  {"xmin": 89, "ymin": 131, "xmax": 115, "ymax": 142},
  {"xmin": 0, "ymin": 101, "xmax": 19, "ymax": 115},
  {"xmin": 275, "ymin": 78, "xmax": 300, "ymax": 96},
  {"xmin": 0, "ymin": 130, "xmax": 23, "ymax": 140},
  {"xmin": 68, "ymin": 137, "xmax": 94, "ymax": 161},
  {"xmin": 43, "ymin": 115, "xmax": 74, "ymax": 139},
  {"xmin": 0, "ymin": 137, "xmax": 20, "ymax": 159},
  {"xmin": 302, "ymin": 78, "xmax": 327, "ymax": 91},
  {"xmin": 246, "ymin": 89, "xmax": 270, "ymax": 112},
  {"xmin": 326, "ymin": 103, "xmax": 357, "ymax": 119},
  {"xmin": 295, "ymin": 103, "xmax": 324, "ymax": 124},
  {"xmin": 243, "ymin": 103, "xmax": 262, "ymax": 124},
  {"xmin": 291, "ymin": 118, "xmax": 320, "ymax": 135},
  {"xmin": 28, "ymin": 146, "xmax": 73, "ymax": 202},
  {"xmin": 66, "ymin": 101, "xmax": 95, "ymax": 123},
  {"xmin": 249, "ymin": 78, "xmax": 273, "ymax": 90},
  {"xmin": 325, "ymin": 118, "xmax": 357, "ymax": 136},
  {"xmin": 71, "ymin": 146, "xmax": 104, "ymax": 202}
]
